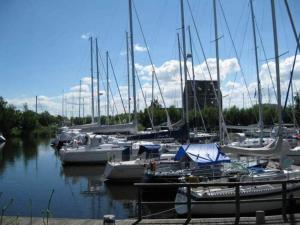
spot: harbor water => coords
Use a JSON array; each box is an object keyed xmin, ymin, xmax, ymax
[{"xmin": 0, "ymin": 137, "xmax": 172, "ymax": 219}]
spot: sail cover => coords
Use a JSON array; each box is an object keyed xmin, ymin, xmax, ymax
[
  {"xmin": 138, "ymin": 144, "xmax": 161, "ymax": 155},
  {"xmin": 174, "ymin": 143, "xmax": 230, "ymax": 165}
]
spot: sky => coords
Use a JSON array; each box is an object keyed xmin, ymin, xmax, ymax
[{"xmin": 0, "ymin": 0, "xmax": 300, "ymax": 118}]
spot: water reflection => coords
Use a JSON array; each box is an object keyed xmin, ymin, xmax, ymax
[
  {"xmin": 0, "ymin": 137, "xmax": 49, "ymax": 169},
  {"xmin": 0, "ymin": 137, "xmax": 168, "ymax": 219},
  {"xmin": 60, "ymin": 164, "xmax": 138, "ymax": 218}
]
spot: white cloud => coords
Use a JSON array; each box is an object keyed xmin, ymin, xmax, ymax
[
  {"xmin": 70, "ymin": 84, "xmax": 90, "ymax": 93},
  {"xmin": 81, "ymin": 32, "xmax": 91, "ymax": 40},
  {"xmin": 6, "ymin": 55, "xmax": 299, "ymax": 119},
  {"xmin": 134, "ymin": 43, "xmax": 147, "ymax": 52}
]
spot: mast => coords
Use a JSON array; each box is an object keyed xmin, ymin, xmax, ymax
[
  {"xmin": 180, "ymin": 0, "xmax": 190, "ymax": 141},
  {"xmin": 284, "ymin": 0, "xmax": 299, "ymax": 129},
  {"xmin": 83, "ymin": 97, "xmax": 85, "ymax": 120},
  {"xmin": 213, "ymin": 0, "xmax": 223, "ymax": 144},
  {"xmin": 35, "ymin": 96, "xmax": 38, "ymax": 113},
  {"xmin": 62, "ymin": 90, "xmax": 64, "ymax": 120},
  {"xmin": 188, "ymin": 26, "xmax": 197, "ymax": 129},
  {"xmin": 79, "ymin": 80, "xmax": 81, "ymax": 118},
  {"xmin": 126, "ymin": 31, "xmax": 131, "ymax": 123},
  {"xmin": 106, "ymin": 51, "xmax": 109, "ymax": 125},
  {"xmin": 129, "ymin": 0, "xmax": 137, "ymax": 128},
  {"xmin": 291, "ymin": 83, "xmax": 296, "ymax": 128},
  {"xmin": 95, "ymin": 38, "xmax": 101, "ymax": 124},
  {"xmin": 177, "ymin": 33, "xmax": 184, "ymax": 121},
  {"xmin": 151, "ymin": 70, "xmax": 155, "ymax": 126},
  {"xmin": 89, "ymin": 37, "xmax": 95, "ymax": 123},
  {"xmin": 271, "ymin": 0, "xmax": 282, "ymax": 135},
  {"xmin": 250, "ymin": 0, "xmax": 264, "ymax": 146}
]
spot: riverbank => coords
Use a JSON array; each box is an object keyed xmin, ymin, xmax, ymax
[{"xmin": 2, "ymin": 214, "xmax": 300, "ymax": 225}]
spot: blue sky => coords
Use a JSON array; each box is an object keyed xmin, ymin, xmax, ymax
[{"xmin": 0, "ymin": 0, "xmax": 299, "ymax": 116}]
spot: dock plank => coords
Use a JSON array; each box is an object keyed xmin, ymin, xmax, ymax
[{"xmin": 2, "ymin": 215, "xmax": 300, "ymax": 225}]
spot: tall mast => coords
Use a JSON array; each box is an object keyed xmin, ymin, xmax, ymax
[
  {"xmin": 271, "ymin": 0, "xmax": 282, "ymax": 135},
  {"xmin": 62, "ymin": 90, "xmax": 64, "ymax": 119},
  {"xmin": 95, "ymin": 38, "xmax": 101, "ymax": 124},
  {"xmin": 291, "ymin": 83, "xmax": 296, "ymax": 128},
  {"xmin": 83, "ymin": 97, "xmax": 85, "ymax": 120},
  {"xmin": 177, "ymin": 33, "xmax": 184, "ymax": 121},
  {"xmin": 89, "ymin": 37, "xmax": 95, "ymax": 123},
  {"xmin": 250, "ymin": 0, "xmax": 263, "ymax": 146},
  {"xmin": 129, "ymin": 0, "xmax": 137, "ymax": 128},
  {"xmin": 188, "ymin": 26, "xmax": 197, "ymax": 129},
  {"xmin": 35, "ymin": 96, "xmax": 38, "ymax": 113},
  {"xmin": 284, "ymin": 0, "xmax": 299, "ymax": 129},
  {"xmin": 180, "ymin": 0, "xmax": 190, "ymax": 141},
  {"xmin": 126, "ymin": 31, "xmax": 131, "ymax": 123},
  {"xmin": 213, "ymin": 0, "xmax": 223, "ymax": 144},
  {"xmin": 151, "ymin": 70, "xmax": 154, "ymax": 126},
  {"xmin": 284, "ymin": 0, "xmax": 300, "ymax": 49},
  {"xmin": 79, "ymin": 80, "xmax": 81, "ymax": 118},
  {"xmin": 106, "ymin": 51, "xmax": 109, "ymax": 125}
]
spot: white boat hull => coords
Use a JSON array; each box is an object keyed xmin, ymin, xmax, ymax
[
  {"xmin": 103, "ymin": 160, "xmax": 147, "ymax": 181},
  {"xmin": 59, "ymin": 146, "xmax": 125, "ymax": 164},
  {"xmin": 286, "ymin": 148, "xmax": 300, "ymax": 165},
  {"xmin": 175, "ymin": 184, "xmax": 300, "ymax": 215},
  {"xmin": 0, "ymin": 135, "xmax": 6, "ymax": 143}
]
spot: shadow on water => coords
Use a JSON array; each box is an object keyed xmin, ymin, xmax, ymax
[
  {"xmin": 1, "ymin": 138, "xmax": 175, "ymax": 219},
  {"xmin": 60, "ymin": 164, "xmax": 138, "ymax": 218},
  {"xmin": 0, "ymin": 137, "xmax": 50, "ymax": 174}
]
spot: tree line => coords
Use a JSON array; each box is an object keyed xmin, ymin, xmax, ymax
[
  {"xmin": 1, "ymin": 95, "xmax": 299, "ymax": 137},
  {"xmin": 0, "ymin": 97, "xmax": 63, "ymax": 137}
]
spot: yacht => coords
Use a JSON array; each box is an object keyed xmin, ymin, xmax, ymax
[
  {"xmin": 286, "ymin": 145, "xmax": 300, "ymax": 165},
  {"xmin": 175, "ymin": 168, "xmax": 300, "ymax": 215},
  {"xmin": 0, "ymin": 133, "xmax": 6, "ymax": 143},
  {"xmin": 103, "ymin": 144, "xmax": 165, "ymax": 182},
  {"xmin": 59, "ymin": 135, "xmax": 128, "ymax": 165}
]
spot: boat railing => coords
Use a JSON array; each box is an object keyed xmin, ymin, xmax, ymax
[{"xmin": 134, "ymin": 179, "xmax": 300, "ymax": 224}]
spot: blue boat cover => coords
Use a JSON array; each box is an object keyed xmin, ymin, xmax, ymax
[
  {"xmin": 138, "ymin": 144, "xmax": 161, "ymax": 155},
  {"xmin": 174, "ymin": 143, "xmax": 230, "ymax": 165}
]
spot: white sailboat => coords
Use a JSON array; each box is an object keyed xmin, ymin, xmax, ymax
[
  {"xmin": 175, "ymin": 168, "xmax": 300, "ymax": 215},
  {"xmin": 103, "ymin": 144, "xmax": 163, "ymax": 182},
  {"xmin": 222, "ymin": 136, "xmax": 291, "ymax": 157},
  {"xmin": 174, "ymin": 0, "xmax": 300, "ymax": 216},
  {"xmin": 0, "ymin": 133, "xmax": 6, "ymax": 143},
  {"xmin": 59, "ymin": 133, "xmax": 128, "ymax": 165},
  {"xmin": 286, "ymin": 146, "xmax": 300, "ymax": 165}
]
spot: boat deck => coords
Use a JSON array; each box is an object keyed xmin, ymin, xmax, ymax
[{"xmin": 2, "ymin": 214, "xmax": 300, "ymax": 225}]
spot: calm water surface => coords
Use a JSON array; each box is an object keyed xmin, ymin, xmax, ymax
[{"xmin": 0, "ymin": 137, "xmax": 146, "ymax": 219}]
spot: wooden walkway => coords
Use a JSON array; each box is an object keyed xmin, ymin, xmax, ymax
[{"xmin": 2, "ymin": 214, "xmax": 300, "ymax": 225}]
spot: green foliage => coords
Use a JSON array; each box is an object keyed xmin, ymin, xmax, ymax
[
  {"xmin": 21, "ymin": 110, "xmax": 38, "ymax": 134},
  {"xmin": 0, "ymin": 96, "xmax": 61, "ymax": 137}
]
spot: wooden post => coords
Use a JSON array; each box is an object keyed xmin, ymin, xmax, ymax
[
  {"xmin": 137, "ymin": 187, "xmax": 142, "ymax": 221},
  {"xmin": 282, "ymin": 182, "xmax": 287, "ymax": 221},
  {"xmin": 187, "ymin": 185, "xmax": 192, "ymax": 221},
  {"xmin": 235, "ymin": 184, "xmax": 240, "ymax": 224}
]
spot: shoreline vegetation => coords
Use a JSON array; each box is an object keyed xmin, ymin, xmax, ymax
[{"xmin": 1, "ymin": 95, "xmax": 300, "ymax": 138}]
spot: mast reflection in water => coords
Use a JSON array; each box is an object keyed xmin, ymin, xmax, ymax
[{"xmin": 0, "ymin": 138, "xmax": 138, "ymax": 219}]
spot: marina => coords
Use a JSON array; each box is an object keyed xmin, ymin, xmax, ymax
[{"xmin": 1, "ymin": 0, "xmax": 300, "ymax": 223}]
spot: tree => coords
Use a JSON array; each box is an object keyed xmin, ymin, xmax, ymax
[{"xmin": 21, "ymin": 110, "xmax": 38, "ymax": 134}]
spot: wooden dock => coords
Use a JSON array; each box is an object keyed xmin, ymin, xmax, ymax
[{"xmin": 2, "ymin": 214, "xmax": 300, "ymax": 225}]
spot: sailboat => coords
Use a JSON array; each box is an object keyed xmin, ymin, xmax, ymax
[
  {"xmin": 221, "ymin": 0, "xmax": 289, "ymax": 158},
  {"xmin": 174, "ymin": 0, "xmax": 300, "ymax": 216},
  {"xmin": 175, "ymin": 168, "xmax": 300, "ymax": 215},
  {"xmin": 0, "ymin": 133, "xmax": 6, "ymax": 143}
]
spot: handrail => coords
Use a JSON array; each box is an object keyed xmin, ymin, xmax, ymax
[
  {"xmin": 134, "ymin": 179, "xmax": 300, "ymax": 224},
  {"xmin": 135, "ymin": 179, "xmax": 300, "ymax": 187}
]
